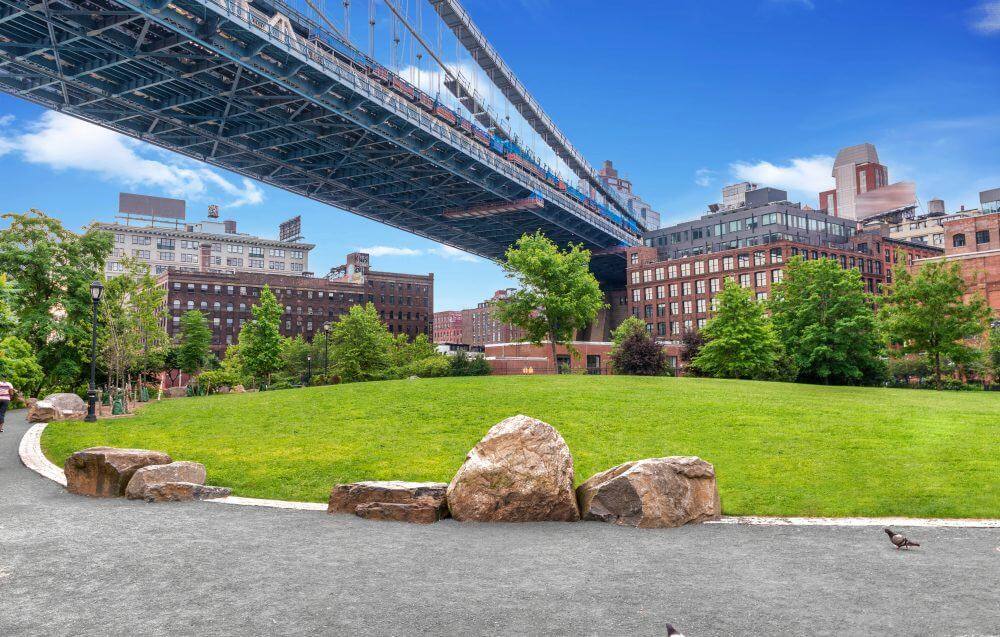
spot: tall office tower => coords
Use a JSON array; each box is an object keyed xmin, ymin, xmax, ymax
[{"xmin": 818, "ymin": 143, "xmax": 889, "ymax": 220}]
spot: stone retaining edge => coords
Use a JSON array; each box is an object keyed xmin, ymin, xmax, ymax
[{"xmin": 18, "ymin": 423, "xmax": 999, "ymax": 527}]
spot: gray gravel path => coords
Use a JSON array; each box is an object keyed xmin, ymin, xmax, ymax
[{"xmin": 1, "ymin": 409, "xmax": 998, "ymax": 636}]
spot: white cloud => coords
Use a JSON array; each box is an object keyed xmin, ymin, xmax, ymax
[
  {"xmin": 0, "ymin": 114, "xmax": 13, "ymax": 127},
  {"xmin": 730, "ymin": 155, "xmax": 834, "ymax": 198},
  {"xmin": 430, "ymin": 245, "xmax": 480, "ymax": 262},
  {"xmin": 972, "ymin": 1, "xmax": 1000, "ymax": 34},
  {"xmin": 0, "ymin": 111, "xmax": 264, "ymax": 208},
  {"xmin": 357, "ymin": 245, "xmax": 424, "ymax": 257},
  {"xmin": 694, "ymin": 168, "xmax": 714, "ymax": 187},
  {"xmin": 356, "ymin": 244, "xmax": 481, "ymax": 262}
]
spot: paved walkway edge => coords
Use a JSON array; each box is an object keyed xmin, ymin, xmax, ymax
[{"xmin": 18, "ymin": 423, "xmax": 999, "ymax": 527}]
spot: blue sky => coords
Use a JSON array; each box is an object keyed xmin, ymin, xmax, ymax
[{"xmin": 1, "ymin": 0, "xmax": 998, "ymax": 310}]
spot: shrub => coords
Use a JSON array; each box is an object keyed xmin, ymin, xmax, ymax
[
  {"xmin": 197, "ymin": 369, "xmax": 240, "ymax": 394},
  {"xmin": 611, "ymin": 331, "xmax": 667, "ymax": 376},
  {"xmin": 400, "ymin": 355, "xmax": 452, "ymax": 378}
]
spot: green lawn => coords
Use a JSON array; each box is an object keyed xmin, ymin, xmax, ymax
[{"xmin": 41, "ymin": 375, "xmax": 1000, "ymax": 518}]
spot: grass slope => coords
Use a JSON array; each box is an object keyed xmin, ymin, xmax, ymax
[{"xmin": 42, "ymin": 376, "xmax": 1000, "ymax": 518}]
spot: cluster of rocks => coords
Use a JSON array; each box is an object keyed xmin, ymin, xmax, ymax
[
  {"xmin": 64, "ymin": 447, "xmax": 231, "ymax": 503},
  {"xmin": 27, "ymin": 393, "xmax": 87, "ymax": 423},
  {"xmin": 328, "ymin": 414, "xmax": 721, "ymax": 528}
]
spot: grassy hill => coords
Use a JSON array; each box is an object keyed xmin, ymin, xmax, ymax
[{"xmin": 42, "ymin": 375, "xmax": 999, "ymax": 518}]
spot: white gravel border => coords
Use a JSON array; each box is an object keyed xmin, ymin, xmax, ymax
[{"xmin": 19, "ymin": 423, "xmax": 1000, "ymax": 527}]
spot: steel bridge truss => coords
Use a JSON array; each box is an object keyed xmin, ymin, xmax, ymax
[{"xmin": 0, "ymin": 0, "xmax": 638, "ymax": 263}]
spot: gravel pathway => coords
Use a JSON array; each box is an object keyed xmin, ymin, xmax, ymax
[{"xmin": 1, "ymin": 409, "xmax": 997, "ymax": 636}]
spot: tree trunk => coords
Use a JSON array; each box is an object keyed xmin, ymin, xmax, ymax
[
  {"xmin": 549, "ymin": 332, "xmax": 558, "ymax": 374},
  {"xmin": 934, "ymin": 351, "xmax": 942, "ymax": 389}
]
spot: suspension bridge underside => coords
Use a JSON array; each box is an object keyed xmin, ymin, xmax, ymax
[{"xmin": 0, "ymin": 0, "xmax": 636, "ymax": 283}]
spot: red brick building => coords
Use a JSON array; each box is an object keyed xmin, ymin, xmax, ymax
[
  {"xmin": 625, "ymin": 233, "xmax": 941, "ymax": 339},
  {"xmin": 433, "ymin": 289, "xmax": 524, "ymax": 346},
  {"xmin": 913, "ymin": 211, "xmax": 1000, "ymax": 314},
  {"xmin": 484, "ymin": 341, "xmax": 683, "ymax": 375},
  {"xmin": 432, "ymin": 310, "xmax": 464, "ymax": 344},
  {"xmin": 159, "ymin": 252, "xmax": 432, "ymax": 355}
]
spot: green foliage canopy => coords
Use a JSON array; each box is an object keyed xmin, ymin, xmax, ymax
[{"xmin": 692, "ymin": 279, "xmax": 783, "ymax": 380}]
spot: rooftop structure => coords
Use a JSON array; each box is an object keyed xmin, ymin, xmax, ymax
[{"xmin": 819, "ymin": 143, "xmax": 891, "ymax": 220}]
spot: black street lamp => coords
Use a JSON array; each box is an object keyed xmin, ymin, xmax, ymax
[
  {"xmin": 306, "ymin": 354, "xmax": 312, "ymax": 385},
  {"xmin": 85, "ymin": 280, "xmax": 104, "ymax": 422},
  {"xmin": 323, "ymin": 322, "xmax": 331, "ymax": 377}
]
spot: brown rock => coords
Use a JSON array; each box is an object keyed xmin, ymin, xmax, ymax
[
  {"xmin": 43, "ymin": 392, "xmax": 87, "ymax": 419},
  {"xmin": 576, "ymin": 457, "xmax": 722, "ymax": 528},
  {"xmin": 140, "ymin": 482, "xmax": 231, "ymax": 502},
  {"xmin": 64, "ymin": 447, "xmax": 173, "ymax": 497},
  {"xmin": 26, "ymin": 398, "xmax": 58, "ymax": 423},
  {"xmin": 231, "ymin": 385, "xmax": 246, "ymax": 393},
  {"xmin": 446, "ymin": 414, "xmax": 580, "ymax": 523},
  {"xmin": 327, "ymin": 481, "xmax": 448, "ymax": 517},
  {"xmin": 163, "ymin": 387, "xmax": 187, "ymax": 398},
  {"xmin": 354, "ymin": 502, "xmax": 443, "ymax": 524},
  {"xmin": 125, "ymin": 461, "xmax": 207, "ymax": 500}
]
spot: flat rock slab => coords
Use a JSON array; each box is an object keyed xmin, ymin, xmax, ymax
[
  {"xmin": 446, "ymin": 414, "xmax": 580, "ymax": 523},
  {"xmin": 354, "ymin": 502, "xmax": 443, "ymax": 524},
  {"xmin": 125, "ymin": 461, "xmax": 207, "ymax": 500},
  {"xmin": 577, "ymin": 456, "xmax": 722, "ymax": 528},
  {"xmin": 141, "ymin": 482, "xmax": 231, "ymax": 503},
  {"xmin": 328, "ymin": 481, "xmax": 449, "ymax": 516},
  {"xmin": 65, "ymin": 447, "xmax": 173, "ymax": 498}
]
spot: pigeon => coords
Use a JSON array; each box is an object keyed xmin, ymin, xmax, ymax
[
  {"xmin": 666, "ymin": 624, "xmax": 685, "ymax": 636},
  {"xmin": 884, "ymin": 527, "xmax": 920, "ymax": 549}
]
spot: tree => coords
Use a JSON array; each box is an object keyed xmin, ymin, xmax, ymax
[
  {"xmin": 611, "ymin": 329, "xmax": 667, "ymax": 376},
  {"xmin": 0, "ymin": 211, "xmax": 112, "ymax": 392},
  {"xmin": 239, "ymin": 285, "xmax": 284, "ymax": 384},
  {"xmin": 496, "ymin": 231, "xmax": 606, "ymax": 365},
  {"xmin": 679, "ymin": 328, "xmax": 705, "ymax": 371},
  {"xmin": 879, "ymin": 260, "xmax": 990, "ymax": 388},
  {"xmin": 99, "ymin": 256, "xmax": 169, "ymax": 397},
  {"xmin": 985, "ymin": 325, "xmax": 1000, "ymax": 385},
  {"xmin": 0, "ymin": 336, "xmax": 44, "ymax": 403},
  {"xmin": 611, "ymin": 316, "xmax": 647, "ymax": 349},
  {"xmin": 176, "ymin": 310, "xmax": 213, "ymax": 377},
  {"xmin": 769, "ymin": 256, "xmax": 885, "ymax": 385},
  {"xmin": 691, "ymin": 279, "xmax": 783, "ymax": 380},
  {"xmin": 330, "ymin": 303, "xmax": 393, "ymax": 382},
  {"xmin": 390, "ymin": 333, "xmax": 438, "ymax": 368},
  {"xmin": 280, "ymin": 335, "xmax": 312, "ymax": 381},
  {"xmin": 0, "ymin": 273, "xmax": 18, "ymax": 338}
]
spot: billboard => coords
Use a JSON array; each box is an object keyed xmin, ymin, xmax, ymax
[
  {"xmin": 855, "ymin": 182, "xmax": 917, "ymax": 219},
  {"xmin": 278, "ymin": 215, "xmax": 303, "ymax": 242},
  {"xmin": 118, "ymin": 192, "xmax": 185, "ymax": 219}
]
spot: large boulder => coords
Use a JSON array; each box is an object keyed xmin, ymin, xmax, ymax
[
  {"xmin": 43, "ymin": 393, "xmax": 87, "ymax": 419},
  {"xmin": 446, "ymin": 414, "xmax": 580, "ymax": 522},
  {"xmin": 576, "ymin": 457, "xmax": 722, "ymax": 528},
  {"xmin": 354, "ymin": 502, "xmax": 443, "ymax": 524},
  {"xmin": 64, "ymin": 447, "xmax": 172, "ymax": 497},
  {"xmin": 125, "ymin": 461, "xmax": 207, "ymax": 500},
  {"xmin": 328, "ymin": 481, "xmax": 449, "ymax": 519},
  {"xmin": 26, "ymin": 398, "xmax": 58, "ymax": 423},
  {"xmin": 140, "ymin": 482, "xmax": 231, "ymax": 503},
  {"xmin": 163, "ymin": 387, "xmax": 187, "ymax": 398}
]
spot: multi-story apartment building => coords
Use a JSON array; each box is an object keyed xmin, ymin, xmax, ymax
[
  {"xmin": 159, "ymin": 252, "xmax": 432, "ymax": 355},
  {"xmin": 643, "ymin": 187, "xmax": 856, "ymax": 260},
  {"xmin": 433, "ymin": 289, "xmax": 523, "ymax": 346},
  {"xmin": 913, "ymin": 209, "xmax": 1000, "ymax": 314},
  {"xmin": 819, "ymin": 143, "xmax": 890, "ymax": 220},
  {"xmin": 626, "ymin": 233, "xmax": 941, "ymax": 339},
  {"xmin": 432, "ymin": 310, "xmax": 464, "ymax": 344},
  {"xmin": 596, "ymin": 160, "xmax": 661, "ymax": 230},
  {"xmin": 888, "ymin": 207, "xmax": 977, "ymax": 248},
  {"xmin": 95, "ymin": 192, "xmax": 314, "ymax": 277}
]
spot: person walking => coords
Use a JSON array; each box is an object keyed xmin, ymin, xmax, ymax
[{"xmin": 0, "ymin": 378, "xmax": 15, "ymax": 433}]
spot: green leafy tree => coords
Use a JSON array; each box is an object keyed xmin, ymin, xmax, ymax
[
  {"xmin": 985, "ymin": 325, "xmax": 1000, "ymax": 385},
  {"xmin": 496, "ymin": 231, "xmax": 606, "ymax": 364},
  {"xmin": 239, "ymin": 285, "xmax": 285, "ymax": 384},
  {"xmin": 330, "ymin": 303, "xmax": 393, "ymax": 382},
  {"xmin": 0, "ymin": 211, "xmax": 112, "ymax": 392},
  {"xmin": 611, "ymin": 316, "xmax": 647, "ymax": 348},
  {"xmin": 879, "ymin": 260, "xmax": 990, "ymax": 388},
  {"xmin": 692, "ymin": 279, "xmax": 783, "ymax": 380},
  {"xmin": 99, "ymin": 256, "xmax": 169, "ymax": 396},
  {"xmin": 390, "ymin": 333, "xmax": 438, "ymax": 367},
  {"xmin": 177, "ymin": 310, "xmax": 213, "ymax": 377},
  {"xmin": 769, "ymin": 256, "xmax": 885, "ymax": 385},
  {"xmin": 280, "ymin": 335, "xmax": 312, "ymax": 381},
  {"xmin": 0, "ymin": 273, "xmax": 18, "ymax": 337},
  {"xmin": 0, "ymin": 336, "xmax": 44, "ymax": 404},
  {"xmin": 611, "ymin": 329, "xmax": 667, "ymax": 376}
]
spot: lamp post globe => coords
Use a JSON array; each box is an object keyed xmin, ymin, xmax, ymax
[{"xmin": 85, "ymin": 280, "xmax": 104, "ymax": 422}]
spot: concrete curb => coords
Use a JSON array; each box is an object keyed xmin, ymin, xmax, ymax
[{"xmin": 19, "ymin": 423, "xmax": 1000, "ymax": 527}]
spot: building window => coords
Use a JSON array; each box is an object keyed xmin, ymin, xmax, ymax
[
  {"xmin": 667, "ymin": 265, "xmax": 678, "ymax": 278},
  {"xmin": 681, "ymin": 282, "xmax": 692, "ymax": 296},
  {"xmin": 694, "ymin": 261, "xmax": 705, "ymax": 275},
  {"xmin": 668, "ymin": 284, "xmax": 678, "ymax": 297},
  {"xmin": 680, "ymin": 263, "xmax": 691, "ymax": 277},
  {"xmin": 656, "ymin": 285, "xmax": 665, "ymax": 299},
  {"xmin": 708, "ymin": 259, "xmax": 720, "ymax": 273},
  {"xmin": 710, "ymin": 278, "xmax": 720, "ymax": 293},
  {"xmin": 722, "ymin": 256, "xmax": 734, "ymax": 271},
  {"xmin": 696, "ymin": 299, "xmax": 706, "ymax": 313},
  {"xmin": 643, "ymin": 269, "xmax": 652, "ymax": 283},
  {"xmin": 975, "ymin": 230, "xmax": 990, "ymax": 244},
  {"xmin": 655, "ymin": 267, "xmax": 665, "ymax": 280},
  {"xmin": 696, "ymin": 280, "xmax": 706, "ymax": 294},
  {"xmin": 753, "ymin": 251, "xmax": 765, "ymax": 266},
  {"xmin": 630, "ymin": 271, "xmax": 639, "ymax": 285},
  {"xmin": 738, "ymin": 254, "xmax": 750, "ymax": 268},
  {"xmin": 771, "ymin": 269, "xmax": 784, "ymax": 283},
  {"xmin": 739, "ymin": 274, "xmax": 751, "ymax": 288}
]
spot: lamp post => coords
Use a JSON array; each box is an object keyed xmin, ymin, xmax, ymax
[
  {"xmin": 306, "ymin": 354, "xmax": 312, "ymax": 385},
  {"xmin": 323, "ymin": 322, "xmax": 331, "ymax": 377},
  {"xmin": 85, "ymin": 280, "xmax": 104, "ymax": 422}
]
